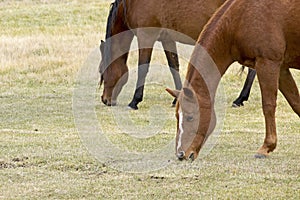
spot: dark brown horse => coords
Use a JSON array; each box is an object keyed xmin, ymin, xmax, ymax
[
  {"xmin": 99, "ymin": 0, "xmax": 256, "ymax": 110},
  {"xmin": 167, "ymin": 0, "xmax": 300, "ymax": 161}
]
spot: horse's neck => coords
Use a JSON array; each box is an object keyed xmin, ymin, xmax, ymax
[
  {"xmin": 197, "ymin": 0, "xmax": 236, "ymax": 71},
  {"xmin": 108, "ymin": 0, "xmax": 133, "ymax": 63},
  {"xmin": 107, "ymin": 0, "xmax": 129, "ymax": 38},
  {"xmin": 186, "ymin": 29, "xmax": 233, "ymax": 104}
]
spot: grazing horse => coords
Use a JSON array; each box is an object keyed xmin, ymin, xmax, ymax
[
  {"xmin": 99, "ymin": 0, "xmax": 256, "ymax": 109},
  {"xmin": 167, "ymin": 0, "xmax": 300, "ymax": 161}
]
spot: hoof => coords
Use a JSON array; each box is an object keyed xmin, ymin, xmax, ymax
[
  {"xmin": 232, "ymin": 103, "xmax": 239, "ymax": 108},
  {"xmin": 254, "ymin": 153, "xmax": 267, "ymax": 159},
  {"xmin": 128, "ymin": 101, "xmax": 139, "ymax": 110},
  {"xmin": 127, "ymin": 106, "xmax": 138, "ymax": 110},
  {"xmin": 232, "ymin": 102, "xmax": 244, "ymax": 108}
]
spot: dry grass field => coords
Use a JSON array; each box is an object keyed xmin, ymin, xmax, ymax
[{"xmin": 0, "ymin": 0, "xmax": 299, "ymax": 199}]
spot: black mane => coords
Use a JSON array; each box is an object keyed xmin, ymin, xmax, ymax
[{"xmin": 105, "ymin": 0, "xmax": 123, "ymax": 39}]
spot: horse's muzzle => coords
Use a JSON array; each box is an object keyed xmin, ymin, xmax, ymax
[
  {"xmin": 177, "ymin": 151, "xmax": 185, "ymax": 160},
  {"xmin": 177, "ymin": 151, "xmax": 195, "ymax": 161},
  {"xmin": 101, "ymin": 96, "xmax": 116, "ymax": 106}
]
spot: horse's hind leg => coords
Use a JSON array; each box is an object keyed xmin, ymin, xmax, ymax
[
  {"xmin": 162, "ymin": 40, "xmax": 182, "ymax": 106},
  {"xmin": 255, "ymin": 58, "xmax": 281, "ymax": 158},
  {"xmin": 232, "ymin": 68, "xmax": 256, "ymax": 107},
  {"xmin": 279, "ymin": 68, "xmax": 300, "ymax": 117}
]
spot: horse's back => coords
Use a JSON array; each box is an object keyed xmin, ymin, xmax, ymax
[
  {"xmin": 218, "ymin": 0, "xmax": 300, "ymax": 69},
  {"xmin": 127, "ymin": 0, "xmax": 225, "ymax": 42}
]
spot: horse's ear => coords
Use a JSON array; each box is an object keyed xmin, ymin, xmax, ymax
[
  {"xmin": 183, "ymin": 87, "xmax": 194, "ymax": 98},
  {"xmin": 100, "ymin": 40, "xmax": 105, "ymax": 51},
  {"xmin": 166, "ymin": 88, "xmax": 180, "ymax": 98}
]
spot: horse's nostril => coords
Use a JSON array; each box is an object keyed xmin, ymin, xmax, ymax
[
  {"xmin": 177, "ymin": 151, "xmax": 185, "ymax": 160},
  {"xmin": 101, "ymin": 96, "xmax": 108, "ymax": 105},
  {"xmin": 188, "ymin": 152, "xmax": 195, "ymax": 161}
]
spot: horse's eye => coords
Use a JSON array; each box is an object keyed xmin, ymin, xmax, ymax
[{"xmin": 186, "ymin": 116, "xmax": 194, "ymax": 122}]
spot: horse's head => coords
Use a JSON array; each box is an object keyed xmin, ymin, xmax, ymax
[
  {"xmin": 99, "ymin": 40, "xmax": 129, "ymax": 106},
  {"xmin": 167, "ymin": 87, "xmax": 213, "ymax": 161}
]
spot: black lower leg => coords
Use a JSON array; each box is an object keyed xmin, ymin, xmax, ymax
[
  {"xmin": 233, "ymin": 68, "xmax": 256, "ymax": 107},
  {"xmin": 128, "ymin": 62, "xmax": 150, "ymax": 110},
  {"xmin": 128, "ymin": 85, "xmax": 144, "ymax": 110}
]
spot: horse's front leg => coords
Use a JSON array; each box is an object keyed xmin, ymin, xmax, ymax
[
  {"xmin": 128, "ymin": 47, "xmax": 153, "ymax": 110},
  {"xmin": 162, "ymin": 40, "xmax": 182, "ymax": 106},
  {"xmin": 255, "ymin": 59, "xmax": 281, "ymax": 158},
  {"xmin": 232, "ymin": 68, "xmax": 256, "ymax": 107}
]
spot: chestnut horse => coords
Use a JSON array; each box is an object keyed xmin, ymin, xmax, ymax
[
  {"xmin": 99, "ymin": 0, "xmax": 256, "ymax": 109},
  {"xmin": 167, "ymin": 0, "xmax": 300, "ymax": 161}
]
